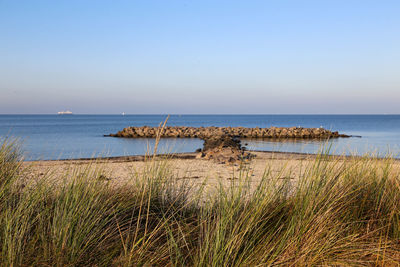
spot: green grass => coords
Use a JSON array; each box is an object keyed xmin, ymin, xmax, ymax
[{"xmin": 0, "ymin": 139, "xmax": 399, "ymax": 266}]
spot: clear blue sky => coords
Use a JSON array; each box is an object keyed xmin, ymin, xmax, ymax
[{"xmin": 1, "ymin": 0, "xmax": 399, "ymax": 114}]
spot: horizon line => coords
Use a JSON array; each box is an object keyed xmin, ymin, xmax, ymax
[{"xmin": 1, "ymin": 113, "xmax": 399, "ymax": 116}]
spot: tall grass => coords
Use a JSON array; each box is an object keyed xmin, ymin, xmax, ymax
[{"xmin": 0, "ymin": 138, "xmax": 399, "ymax": 266}]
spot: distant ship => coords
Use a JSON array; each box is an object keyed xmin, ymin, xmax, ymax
[{"xmin": 57, "ymin": 110, "xmax": 73, "ymax": 115}]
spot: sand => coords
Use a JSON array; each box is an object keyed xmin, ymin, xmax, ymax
[{"xmin": 22, "ymin": 151, "xmax": 400, "ymax": 197}]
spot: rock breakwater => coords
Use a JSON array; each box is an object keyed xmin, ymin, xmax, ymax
[{"xmin": 108, "ymin": 126, "xmax": 349, "ymax": 139}]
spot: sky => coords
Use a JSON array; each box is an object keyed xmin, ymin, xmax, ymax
[{"xmin": 1, "ymin": 0, "xmax": 399, "ymax": 114}]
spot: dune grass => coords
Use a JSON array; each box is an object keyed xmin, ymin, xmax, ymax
[{"xmin": 0, "ymin": 139, "xmax": 399, "ymax": 266}]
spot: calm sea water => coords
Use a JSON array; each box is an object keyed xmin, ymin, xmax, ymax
[{"xmin": 0, "ymin": 115, "xmax": 399, "ymax": 160}]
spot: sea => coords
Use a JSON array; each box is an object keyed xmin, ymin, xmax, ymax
[{"xmin": 0, "ymin": 114, "xmax": 399, "ymax": 161}]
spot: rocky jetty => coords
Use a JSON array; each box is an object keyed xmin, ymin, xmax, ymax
[
  {"xmin": 107, "ymin": 126, "xmax": 350, "ymax": 164},
  {"xmin": 196, "ymin": 136, "xmax": 254, "ymax": 164},
  {"xmin": 108, "ymin": 126, "xmax": 349, "ymax": 139}
]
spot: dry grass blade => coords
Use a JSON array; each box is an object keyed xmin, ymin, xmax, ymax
[{"xmin": 0, "ymin": 139, "xmax": 399, "ymax": 266}]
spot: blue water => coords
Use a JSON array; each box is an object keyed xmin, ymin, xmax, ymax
[{"xmin": 0, "ymin": 115, "xmax": 399, "ymax": 160}]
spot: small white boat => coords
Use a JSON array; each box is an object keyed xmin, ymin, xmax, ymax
[
  {"xmin": 57, "ymin": 110, "xmax": 73, "ymax": 115},
  {"xmin": 122, "ymin": 112, "xmax": 125, "ymax": 116}
]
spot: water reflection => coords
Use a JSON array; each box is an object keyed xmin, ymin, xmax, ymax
[{"xmin": 243, "ymin": 138, "xmax": 400, "ymax": 158}]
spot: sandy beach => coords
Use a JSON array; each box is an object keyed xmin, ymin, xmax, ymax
[{"xmin": 23, "ymin": 151, "xmax": 400, "ymax": 196}]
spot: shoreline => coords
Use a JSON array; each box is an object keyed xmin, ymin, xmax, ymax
[{"xmin": 25, "ymin": 149, "xmax": 399, "ymax": 163}]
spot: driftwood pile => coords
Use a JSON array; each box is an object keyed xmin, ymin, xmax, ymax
[{"xmin": 196, "ymin": 135, "xmax": 254, "ymax": 164}]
